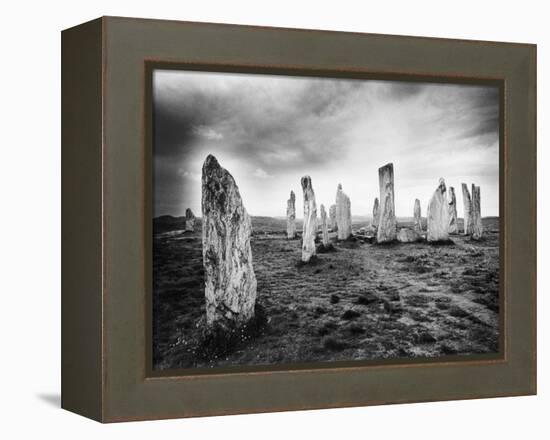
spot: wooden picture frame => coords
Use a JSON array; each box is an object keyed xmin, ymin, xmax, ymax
[{"xmin": 61, "ymin": 16, "xmax": 536, "ymax": 422}]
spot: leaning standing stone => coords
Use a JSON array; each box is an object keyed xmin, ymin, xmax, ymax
[
  {"xmin": 471, "ymin": 184, "xmax": 483, "ymax": 240},
  {"xmin": 185, "ymin": 208, "xmax": 196, "ymax": 232},
  {"xmin": 413, "ymin": 199, "xmax": 422, "ymax": 232},
  {"xmin": 372, "ymin": 197, "xmax": 380, "ymax": 229},
  {"xmin": 427, "ymin": 178, "xmax": 450, "ymax": 242},
  {"xmin": 448, "ymin": 186, "xmax": 458, "ymax": 234},
  {"xmin": 286, "ymin": 190, "xmax": 296, "ymax": 239},
  {"xmin": 336, "ymin": 184, "xmax": 352, "ymax": 240},
  {"xmin": 377, "ymin": 163, "xmax": 397, "ymax": 243},
  {"xmin": 301, "ymin": 176, "xmax": 317, "ymax": 262},
  {"xmin": 320, "ymin": 204, "xmax": 330, "ymax": 246},
  {"xmin": 329, "ymin": 204, "xmax": 337, "ymax": 231},
  {"xmin": 201, "ymin": 154, "xmax": 257, "ymax": 330},
  {"xmin": 461, "ymin": 183, "xmax": 473, "ymax": 235}
]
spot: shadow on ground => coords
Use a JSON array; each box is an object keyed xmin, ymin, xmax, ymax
[{"xmin": 36, "ymin": 393, "xmax": 61, "ymax": 408}]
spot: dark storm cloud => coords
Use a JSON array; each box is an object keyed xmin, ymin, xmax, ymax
[
  {"xmin": 380, "ymin": 81, "xmax": 428, "ymax": 100},
  {"xmin": 153, "ymin": 103, "xmax": 195, "ymax": 157},
  {"xmin": 426, "ymin": 84, "xmax": 500, "ymax": 147},
  {"xmin": 153, "ymin": 87, "xmax": 236, "ymax": 158},
  {"xmin": 460, "ymin": 88, "xmax": 499, "ymax": 143},
  {"xmin": 153, "ymin": 72, "xmax": 366, "ymax": 174},
  {"xmin": 153, "ymin": 70, "xmax": 500, "ymax": 217},
  {"xmin": 299, "ymin": 79, "xmax": 364, "ymax": 117}
]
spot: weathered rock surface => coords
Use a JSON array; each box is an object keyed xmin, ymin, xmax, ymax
[
  {"xmin": 286, "ymin": 190, "xmax": 297, "ymax": 239},
  {"xmin": 185, "ymin": 208, "xmax": 196, "ymax": 232},
  {"xmin": 413, "ymin": 199, "xmax": 422, "ymax": 232},
  {"xmin": 372, "ymin": 197, "xmax": 380, "ymax": 229},
  {"xmin": 336, "ymin": 184, "xmax": 352, "ymax": 240},
  {"xmin": 301, "ymin": 176, "xmax": 318, "ymax": 262},
  {"xmin": 462, "ymin": 183, "xmax": 473, "ymax": 235},
  {"xmin": 353, "ymin": 224, "xmax": 376, "ymax": 243},
  {"xmin": 448, "ymin": 186, "xmax": 458, "ymax": 234},
  {"xmin": 376, "ymin": 163, "xmax": 397, "ymax": 243},
  {"xmin": 201, "ymin": 154, "xmax": 257, "ymax": 330},
  {"xmin": 471, "ymin": 184, "xmax": 483, "ymax": 240},
  {"xmin": 320, "ymin": 204, "xmax": 330, "ymax": 246},
  {"xmin": 329, "ymin": 204, "xmax": 337, "ymax": 231},
  {"xmin": 397, "ymin": 227, "xmax": 422, "ymax": 243},
  {"xmin": 427, "ymin": 178, "xmax": 450, "ymax": 242}
]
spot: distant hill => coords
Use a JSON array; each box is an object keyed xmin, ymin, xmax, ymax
[
  {"xmin": 154, "ymin": 214, "xmax": 499, "ymax": 234},
  {"xmin": 153, "ymin": 215, "xmax": 201, "ymax": 234},
  {"xmin": 153, "ymin": 215, "xmax": 285, "ymax": 234}
]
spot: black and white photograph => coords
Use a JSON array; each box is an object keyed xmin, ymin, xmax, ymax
[{"xmin": 152, "ymin": 69, "xmax": 501, "ymax": 371}]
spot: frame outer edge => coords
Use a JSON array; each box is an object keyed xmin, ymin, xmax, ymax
[
  {"xmin": 61, "ymin": 17, "xmax": 104, "ymax": 422},
  {"xmin": 530, "ymin": 43, "xmax": 537, "ymax": 395},
  {"xmin": 98, "ymin": 16, "xmax": 537, "ymax": 422}
]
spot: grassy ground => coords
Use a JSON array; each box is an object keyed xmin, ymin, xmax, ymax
[{"xmin": 152, "ymin": 217, "xmax": 500, "ymax": 370}]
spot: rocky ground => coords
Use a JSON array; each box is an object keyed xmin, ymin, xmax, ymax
[{"xmin": 152, "ymin": 217, "xmax": 500, "ymax": 370}]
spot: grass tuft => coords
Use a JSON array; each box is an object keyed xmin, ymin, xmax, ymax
[{"xmin": 196, "ymin": 304, "xmax": 268, "ymax": 360}]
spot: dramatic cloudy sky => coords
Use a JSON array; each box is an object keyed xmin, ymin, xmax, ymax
[{"xmin": 153, "ymin": 69, "xmax": 499, "ymax": 219}]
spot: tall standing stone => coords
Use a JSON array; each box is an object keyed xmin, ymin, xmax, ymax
[
  {"xmin": 448, "ymin": 186, "xmax": 458, "ymax": 234},
  {"xmin": 413, "ymin": 198, "xmax": 422, "ymax": 232},
  {"xmin": 427, "ymin": 178, "xmax": 450, "ymax": 242},
  {"xmin": 377, "ymin": 163, "xmax": 397, "ymax": 243},
  {"xmin": 471, "ymin": 184, "xmax": 483, "ymax": 240},
  {"xmin": 201, "ymin": 155, "xmax": 257, "ymax": 330},
  {"xmin": 301, "ymin": 176, "xmax": 317, "ymax": 262},
  {"xmin": 320, "ymin": 204, "xmax": 330, "ymax": 247},
  {"xmin": 185, "ymin": 208, "xmax": 196, "ymax": 232},
  {"xmin": 372, "ymin": 197, "xmax": 380, "ymax": 229},
  {"xmin": 286, "ymin": 190, "xmax": 296, "ymax": 239},
  {"xmin": 461, "ymin": 183, "xmax": 473, "ymax": 235},
  {"xmin": 336, "ymin": 184, "xmax": 352, "ymax": 240},
  {"xmin": 329, "ymin": 204, "xmax": 337, "ymax": 231}
]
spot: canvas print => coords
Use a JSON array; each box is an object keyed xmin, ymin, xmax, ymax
[{"xmin": 152, "ymin": 69, "xmax": 500, "ymax": 371}]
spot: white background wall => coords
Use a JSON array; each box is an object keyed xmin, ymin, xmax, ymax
[{"xmin": 0, "ymin": 0, "xmax": 546, "ymax": 437}]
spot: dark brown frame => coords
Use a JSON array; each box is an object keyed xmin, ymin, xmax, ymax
[
  {"xmin": 144, "ymin": 62, "xmax": 507, "ymax": 378},
  {"xmin": 62, "ymin": 16, "xmax": 536, "ymax": 423}
]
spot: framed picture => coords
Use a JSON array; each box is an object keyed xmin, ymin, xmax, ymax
[{"xmin": 62, "ymin": 16, "xmax": 536, "ymax": 422}]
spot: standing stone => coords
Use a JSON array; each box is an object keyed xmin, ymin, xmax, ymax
[
  {"xmin": 461, "ymin": 183, "xmax": 473, "ymax": 235},
  {"xmin": 336, "ymin": 184, "xmax": 352, "ymax": 240},
  {"xmin": 471, "ymin": 184, "xmax": 483, "ymax": 240},
  {"xmin": 320, "ymin": 204, "xmax": 330, "ymax": 247},
  {"xmin": 372, "ymin": 197, "xmax": 380, "ymax": 229},
  {"xmin": 413, "ymin": 199, "xmax": 422, "ymax": 233},
  {"xmin": 329, "ymin": 204, "xmax": 337, "ymax": 231},
  {"xmin": 185, "ymin": 208, "xmax": 196, "ymax": 232},
  {"xmin": 286, "ymin": 190, "xmax": 296, "ymax": 239},
  {"xmin": 427, "ymin": 178, "xmax": 450, "ymax": 242},
  {"xmin": 201, "ymin": 155, "xmax": 257, "ymax": 330},
  {"xmin": 397, "ymin": 227, "xmax": 421, "ymax": 243},
  {"xmin": 448, "ymin": 186, "xmax": 458, "ymax": 234},
  {"xmin": 301, "ymin": 176, "xmax": 317, "ymax": 262},
  {"xmin": 376, "ymin": 163, "xmax": 397, "ymax": 243}
]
